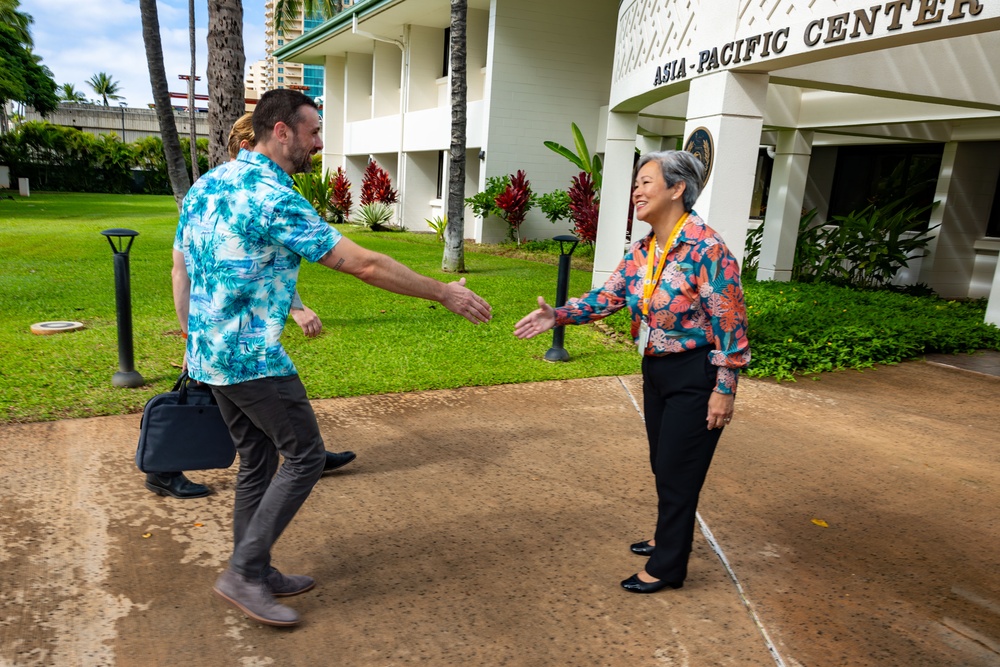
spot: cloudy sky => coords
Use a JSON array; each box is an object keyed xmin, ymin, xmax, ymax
[{"xmin": 20, "ymin": 0, "xmax": 269, "ymax": 107}]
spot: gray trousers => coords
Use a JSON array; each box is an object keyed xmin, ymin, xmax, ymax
[{"xmin": 211, "ymin": 375, "xmax": 326, "ymax": 579}]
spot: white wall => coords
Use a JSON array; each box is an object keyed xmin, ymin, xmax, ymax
[
  {"xmin": 346, "ymin": 52, "xmax": 373, "ymax": 123},
  {"xmin": 480, "ymin": 0, "xmax": 617, "ymax": 243},
  {"xmin": 403, "ymin": 151, "xmax": 440, "ymax": 232},
  {"xmin": 408, "ymin": 25, "xmax": 446, "ymax": 113},
  {"xmin": 373, "ymin": 41, "xmax": 401, "ymax": 118}
]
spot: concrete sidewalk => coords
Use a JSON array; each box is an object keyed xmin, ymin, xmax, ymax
[{"xmin": 1, "ymin": 362, "xmax": 998, "ymax": 666}]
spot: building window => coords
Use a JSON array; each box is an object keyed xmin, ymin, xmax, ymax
[
  {"xmin": 278, "ymin": 76, "xmax": 284, "ymax": 83},
  {"xmin": 278, "ymin": 67, "xmax": 283, "ymax": 73},
  {"xmin": 750, "ymin": 148, "xmax": 773, "ymax": 219},
  {"xmin": 828, "ymin": 144, "xmax": 944, "ymax": 229},
  {"xmin": 442, "ymin": 28, "xmax": 451, "ymax": 78},
  {"xmin": 278, "ymin": 39, "xmax": 284, "ymax": 45},
  {"xmin": 437, "ymin": 151, "xmax": 445, "ymax": 199}
]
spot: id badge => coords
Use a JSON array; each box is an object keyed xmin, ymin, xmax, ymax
[{"xmin": 637, "ymin": 319, "xmax": 650, "ymax": 355}]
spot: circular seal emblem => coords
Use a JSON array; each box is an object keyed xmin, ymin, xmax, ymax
[
  {"xmin": 684, "ymin": 127, "xmax": 714, "ymax": 186},
  {"xmin": 30, "ymin": 321, "xmax": 85, "ymax": 335}
]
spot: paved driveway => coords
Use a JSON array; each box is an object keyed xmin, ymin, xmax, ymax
[{"xmin": 0, "ymin": 361, "xmax": 997, "ymax": 666}]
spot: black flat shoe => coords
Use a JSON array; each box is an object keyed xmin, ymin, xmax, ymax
[
  {"xmin": 145, "ymin": 473, "xmax": 211, "ymax": 499},
  {"xmin": 630, "ymin": 540, "xmax": 655, "ymax": 556},
  {"xmin": 620, "ymin": 574, "xmax": 683, "ymax": 594},
  {"xmin": 323, "ymin": 450, "xmax": 357, "ymax": 473}
]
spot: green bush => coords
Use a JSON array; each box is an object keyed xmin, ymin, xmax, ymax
[
  {"xmin": 0, "ymin": 120, "xmax": 207, "ymax": 195},
  {"xmin": 743, "ymin": 280, "xmax": 999, "ymax": 380}
]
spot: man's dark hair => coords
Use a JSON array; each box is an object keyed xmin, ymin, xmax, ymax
[{"xmin": 252, "ymin": 89, "xmax": 318, "ymax": 142}]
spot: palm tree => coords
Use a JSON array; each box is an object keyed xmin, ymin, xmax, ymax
[
  {"xmin": 0, "ymin": 0, "xmax": 32, "ymax": 48},
  {"xmin": 139, "ymin": 0, "xmax": 190, "ymax": 208},
  {"xmin": 272, "ymin": 0, "xmax": 343, "ymax": 34},
  {"xmin": 206, "ymin": 0, "xmax": 245, "ymax": 167},
  {"xmin": 442, "ymin": 0, "xmax": 468, "ymax": 272},
  {"xmin": 86, "ymin": 72, "xmax": 123, "ymax": 106},
  {"xmin": 187, "ymin": 0, "xmax": 199, "ymax": 180},
  {"xmin": 58, "ymin": 83, "xmax": 87, "ymax": 103}
]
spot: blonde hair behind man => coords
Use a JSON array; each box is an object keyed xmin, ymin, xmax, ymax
[{"xmin": 227, "ymin": 112, "xmax": 256, "ymax": 160}]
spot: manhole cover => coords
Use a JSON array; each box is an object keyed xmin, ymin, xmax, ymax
[{"xmin": 30, "ymin": 321, "xmax": 85, "ymax": 335}]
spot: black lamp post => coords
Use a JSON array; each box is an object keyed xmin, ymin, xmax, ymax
[
  {"xmin": 545, "ymin": 234, "xmax": 581, "ymax": 362},
  {"xmin": 101, "ymin": 228, "xmax": 144, "ymax": 387}
]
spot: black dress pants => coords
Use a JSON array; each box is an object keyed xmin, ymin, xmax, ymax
[{"xmin": 641, "ymin": 347, "xmax": 724, "ymax": 583}]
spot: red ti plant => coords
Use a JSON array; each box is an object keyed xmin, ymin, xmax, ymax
[
  {"xmin": 360, "ymin": 159, "xmax": 398, "ymax": 205},
  {"xmin": 568, "ymin": 171, "xmax": 600, "ymax": 243},
  {"xmin": 493, "ymin": 169, "xmax": 533, "ymax": 244},
  {"xmin": 328, "ymin": 166, "xmax": 353, "ymax": 224}
]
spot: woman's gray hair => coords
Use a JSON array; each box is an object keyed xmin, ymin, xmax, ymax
[{"xmin": 633, "ymin": 150, "xmax": 705, "ymax": 212}]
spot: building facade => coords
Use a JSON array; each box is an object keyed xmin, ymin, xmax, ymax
[
  {"xmin": 275, "ymin": 0, "xmax": 1000, "ymax": 325},
  {"xmin": 275, "ymin": 0, "xmax": 617, "ymax": 239}
]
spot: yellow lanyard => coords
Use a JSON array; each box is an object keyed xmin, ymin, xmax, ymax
[{"xmin": 641, "ymin": 213, "xmax": 688, "ymax": 318}]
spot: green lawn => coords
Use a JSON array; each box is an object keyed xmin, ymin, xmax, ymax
[{"xmin": 0, "ymin": 193, "xmax": 636, "ymax": 423}]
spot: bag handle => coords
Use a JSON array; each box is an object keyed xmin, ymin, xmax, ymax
[{"xmin": 171, "ymin": 371, "xmax": 218, "ymax": 406}]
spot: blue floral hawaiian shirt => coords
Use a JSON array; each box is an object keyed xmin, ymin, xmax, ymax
[
  {"xmin": 554, "ymin": 213, "xmax": 750, "ymax": 394},
  {"xmin": 174, "ymin": 150, "xmax": 340, "ymax": 386}
]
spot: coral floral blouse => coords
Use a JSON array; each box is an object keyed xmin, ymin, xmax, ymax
[{"xmin": 554, "ymin": 213, "xmax": 751, "ymax": 394}]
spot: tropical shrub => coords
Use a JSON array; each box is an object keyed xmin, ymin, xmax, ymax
[
  {"xmin": 798, "ymin": 200, "xmax": 938, "ymax": 289},
  {"xmin": 537, "ymin": 189, "xmax": 571, "ymax": 224},
  {"xmin": 544, "ymin": 122, "xmax": 603, "ymax": 188},
  {"xmin": 328, "ymin": 166, "xmax": 353, "ymax": 224},
  {"xmin": 357, "ymin": 202, "xmax": 394, "ymax": 231},
  {"xmin": 465, "ymin": 174, "xmax": 510, "ymax": 220},
  {"xmin": 425, "ymin": 215, "xmax": 447, "ymax": 242},
  {"xmin": 360, "ymin": 159, "xmax": 398, "ymax": 206},
  {"xmin": 493, "ymin": 170, "xmax": 534, "ymax": 244},
  {"xmin": 567, "ymin": 171, "xmax": 600, "ymax": 244},
  {"xmin": 292, "ymin": 170, "xmax": 333, "ymax": 221},
  {"xmin": 743, "ymin": 202, "xmax": 936, "ymax": 290}
]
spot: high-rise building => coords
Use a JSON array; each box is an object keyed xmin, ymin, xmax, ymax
[{"xmin": 256, "ymin": 1, "xmax": 353, "ymax": 104}]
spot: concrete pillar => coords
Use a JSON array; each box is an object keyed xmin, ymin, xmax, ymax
[
  {"xmin": 919, "ymin": 141, "xmax": 1000, "ymax": 298},
  {"xmin": 987, "ymin": 258, "xmax": 1000, "ymax": 327},
  {"xmin": 682, "ymin": 72, "xmax": 769, "ymax": 268},
  {"xmin": 322, "ymin": 56, "xmax": 346, "ymax": 173},
  {"xmin": 757, "ymin": 130, "xmax": 813, "ymax": 282},
  {"xmin": 592, "ymin": 111, "xmax": 638, "ymax": 287}
]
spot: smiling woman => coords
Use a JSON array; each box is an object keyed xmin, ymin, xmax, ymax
[{"xmin": 515, "ymin": 149, "xmax": 750, "ymax": 594}]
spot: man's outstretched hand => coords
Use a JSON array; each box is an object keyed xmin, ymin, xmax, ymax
[{"xmin": 440, "ymin": 277, "xmax": 492, "ymax": 324}]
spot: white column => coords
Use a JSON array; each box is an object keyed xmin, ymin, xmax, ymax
[
  {"xmin": 592, "ymin": 111, "xmax": 638, "ymax": 287},
  {"xmin": 919, "ymin": 142, "xmax": 1000, "ymax": 298},
  {"xmin": 987, "ymin": 259, "xmax": 1000, "ymax": 327},
  {"xmin": 758, "ymin": 130, "xmax": 813, "ymax": 282},
  {"xmin": 683, "ymin": 72, "xmax": 768, "ymax": 267},
  {"xmin": 322, "ymin": 56, "xmax": 346, "ymax": 173}
]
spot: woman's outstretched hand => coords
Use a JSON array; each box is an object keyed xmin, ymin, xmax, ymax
[{"xmin": 514, "ymin": 296, "xmax": 557, "ymax": 339}]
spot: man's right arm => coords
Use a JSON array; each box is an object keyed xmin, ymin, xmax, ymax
[
  {"xmin": 171, "ymin": 249, "xmax": 191, "ymax": 333},
  {"xmin": 317, "ymin": 237, "xmax": 491, "ymax": 324}
]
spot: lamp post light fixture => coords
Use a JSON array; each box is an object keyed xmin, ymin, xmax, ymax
[
  {"xmin": 544, "ymin": 234, "xmax": 581, "ymax": 362},
  {"xmin": 100, "ymin": 228, "xmax": 145, "ymax": 388}
]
